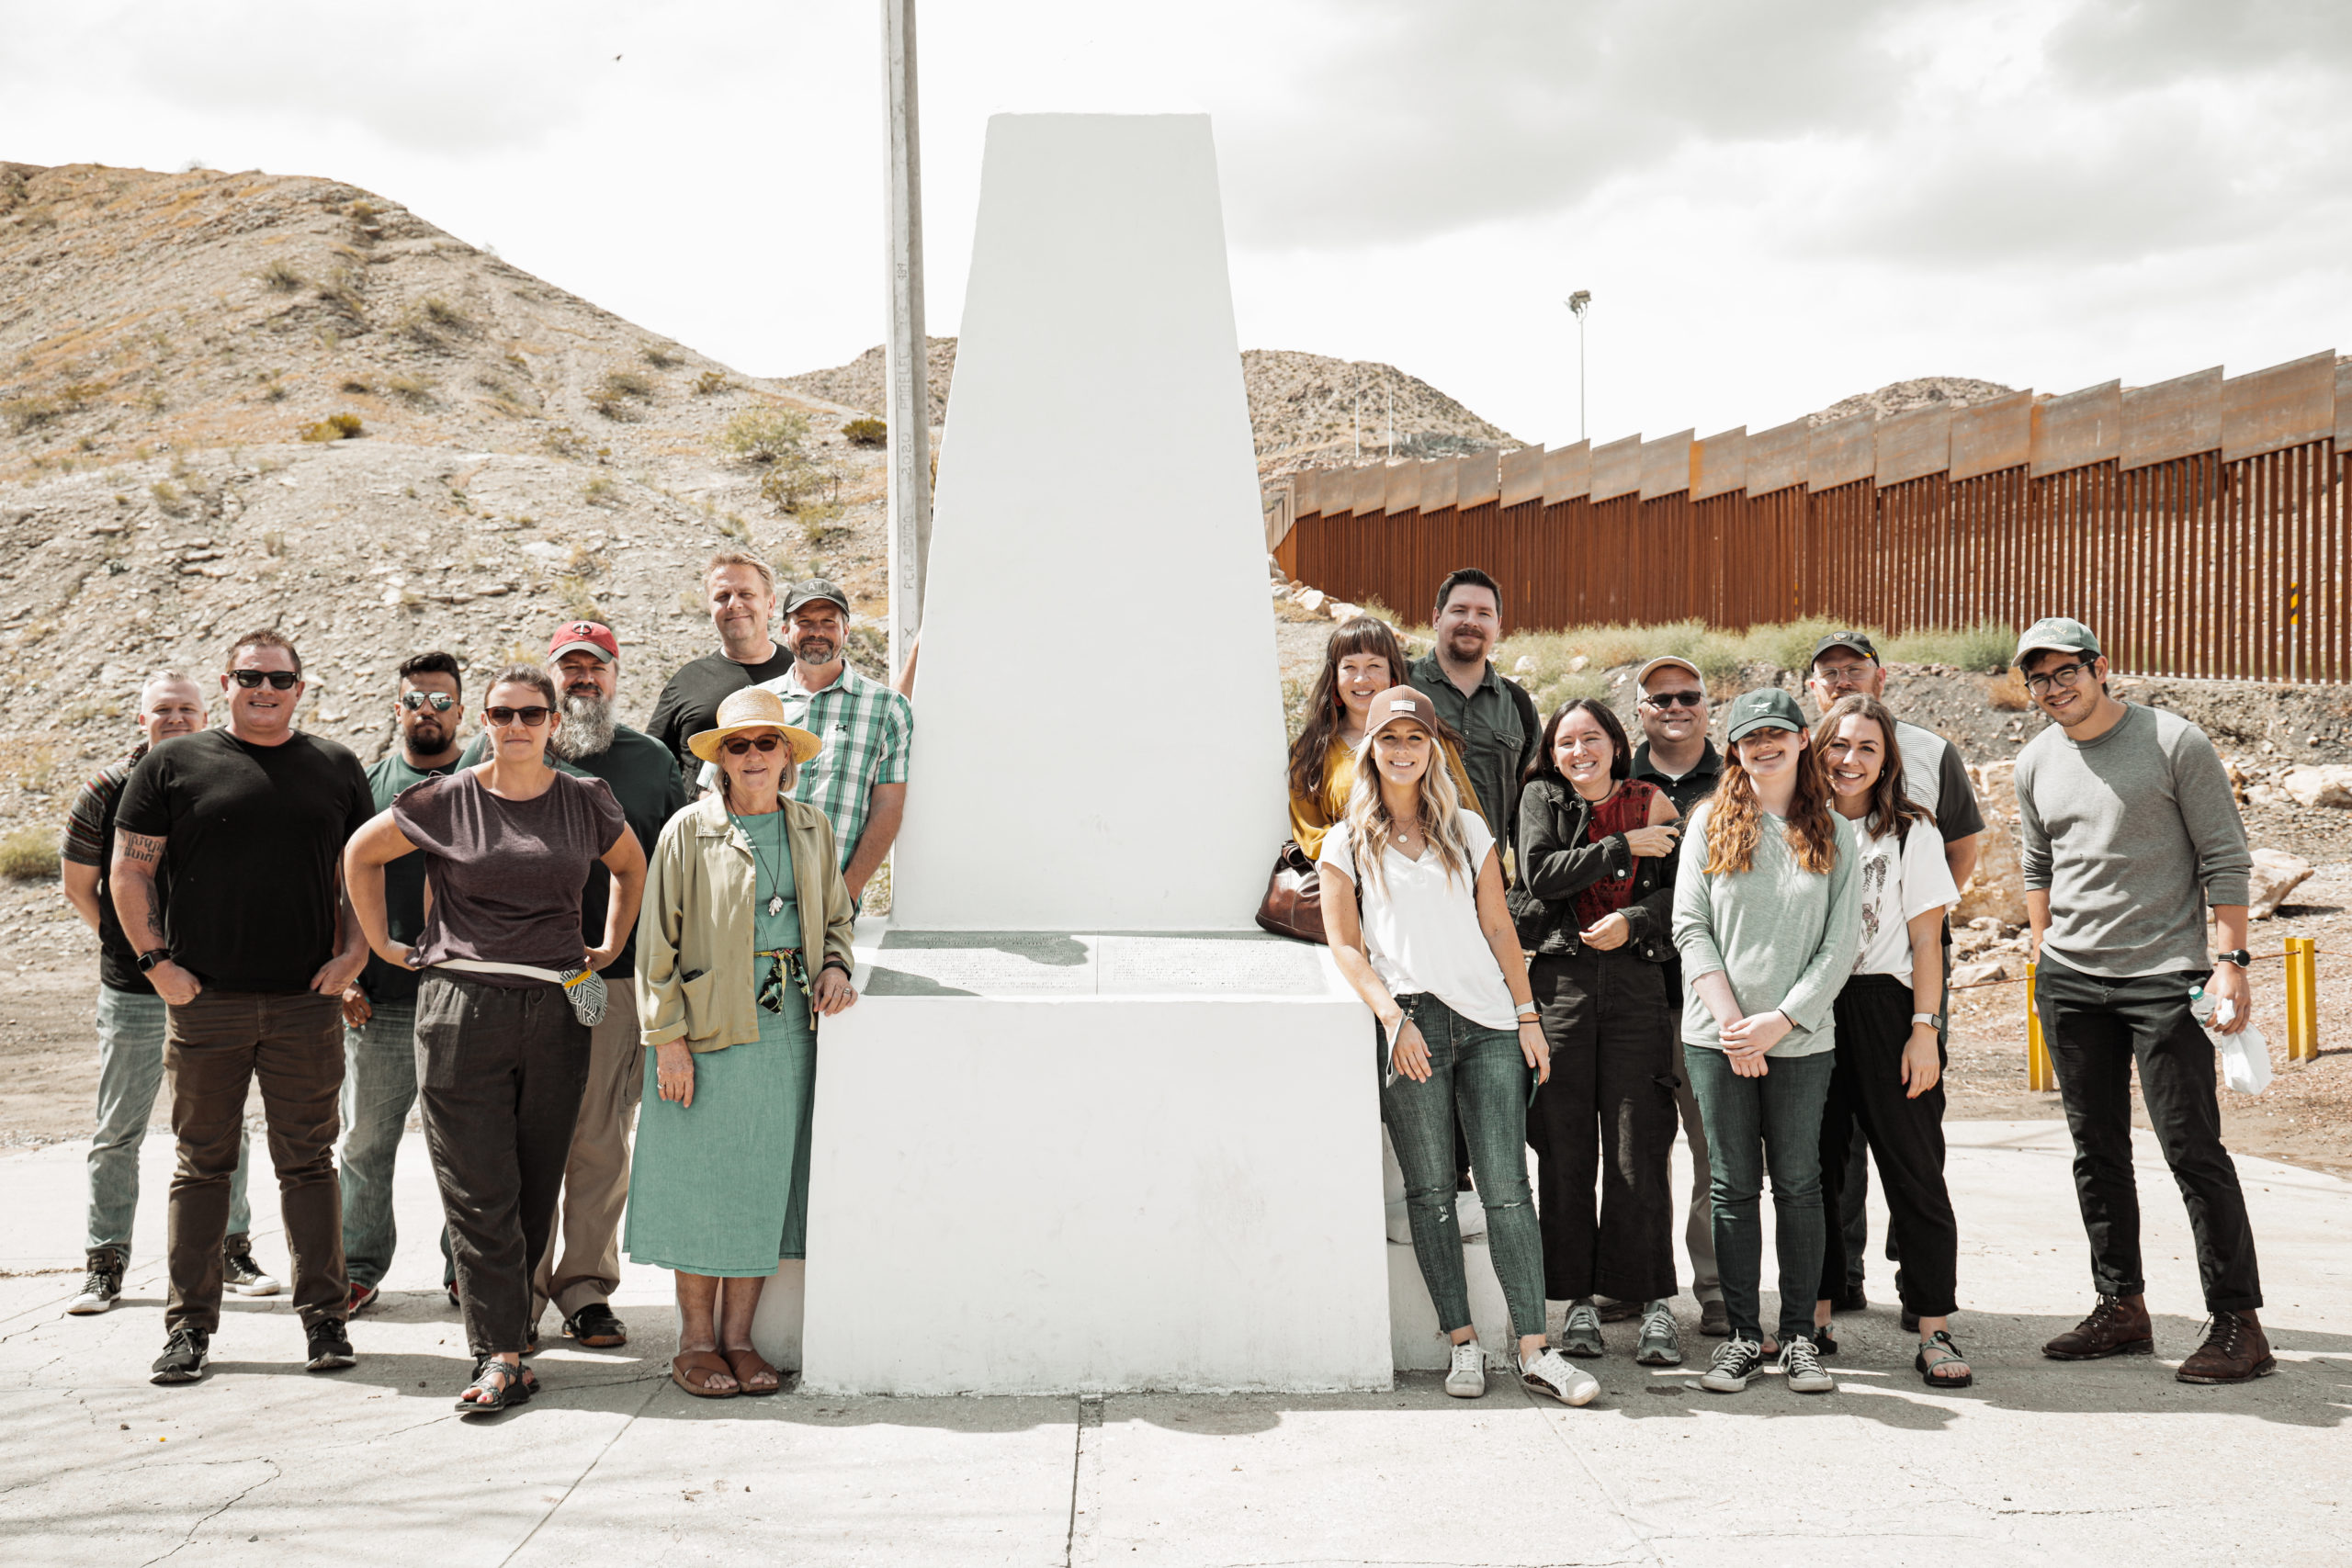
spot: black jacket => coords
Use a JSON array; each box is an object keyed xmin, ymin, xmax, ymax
[{"xmin": 1510, "ymin": 776, "xmax": 1679, "ymax": 963}]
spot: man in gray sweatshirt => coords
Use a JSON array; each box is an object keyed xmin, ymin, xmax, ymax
[{"xmin": 2012, "ymin": 617, "xmax": 2268, "ymax": 1384}]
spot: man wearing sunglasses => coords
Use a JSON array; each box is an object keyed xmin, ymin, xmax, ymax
[
  {"xmin": 1624, "ymin": 655, "xmax": 1727, "ymax": 1338},
  {"xmin": 113, "ymin": 629, "xmax": 376, "ymax": 1386},
  {"xmin": 337, "ymin": 651, "xmax": 467, "ymax": 1317},
  {"xmin": 2012, "ymin": 617, "xmax": 2268, "ymax": 1384}
]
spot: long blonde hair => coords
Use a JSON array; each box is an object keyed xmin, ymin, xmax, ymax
[{"xmin": 1341, "ymin": 727, "xmax": 1475, "ymax": 898}]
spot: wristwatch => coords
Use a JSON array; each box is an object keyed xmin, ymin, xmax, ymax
[
  {"xmin": 136, "ymin": 948, "xmax": 170, "ymax": 974},
  {"xmin": 2214, "ymin": 949, "xmax": 2252, "ymax": 968},
  {"xmin": 1911, "ymin": 1011, "xmax": 1945, "ymax": 1030}
]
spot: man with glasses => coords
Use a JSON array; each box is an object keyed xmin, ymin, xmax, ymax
[
  {"xmin": 458, "ymin": 621, "xmax": 690, "ymax": 1349},
  {"xmin": 337, "ymin": 651, "xmax": 466, "ymax": 1316},
  {"xmin": 1804, "ymin": 631, "xmax": 1985, "ymax": 1318},
  {"xmin": 114, "ymin": 630, "xmax": 375, "ymax": 1385},
  {"xmin": 1624, "ymin": 655, "xmax": 1727, "ymax": 1337},
  {"xmin": 2012, "ymin": 618, "xmax": 2269, "ymax": 1383},
  {"xmin": 61, "ymin": 673, "xmax": 272, "ymax": 1315}
]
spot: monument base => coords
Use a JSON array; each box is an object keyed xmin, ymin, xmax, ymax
[{"xmin": 797, "ymin": 921, "xmax": 1391, "ymax": 1395}]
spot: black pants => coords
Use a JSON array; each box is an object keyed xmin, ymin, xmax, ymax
[
  {"xmin": 2036, "ymin": 955, "xmax": 2262, "ymax": 1313},
  {"xmin": 1815, "ymin": 975, "xmax": 1960, "ymax": 1317},
  {"xmin": 1526, "ymin": 948, "xmax": 1679, "ymax": 1303},
  {"xmin": 415, "ymin": 973, "xmax": 590, "ymax": 1358}
]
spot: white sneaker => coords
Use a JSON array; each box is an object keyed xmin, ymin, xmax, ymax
[
  {"xmin": 1453, "ymin": 1188, "xmax": 1487, "ymax": 1239},
  {"xmin": 1520, "ymin": 1348, "xmax": 1600, "ymax": 1406},
  {"xmin": 1701, "ymin": 1336, "xmax": 1764, "ymax": 1393},
  {"xmin": 222, "ymin": 1244, "xmax": 280, "ymax": 1297},
  {"xmin": 1444, "ymin": 1339, "xmax": 1487, "ymax": 1398},
  {"xmin": 1779, "ymin": 1335, "xmax": 1836, "ymax": 1394},
  {"xmin": 67, "ymin": 1249, "xmax": 124, "ymax": 1316}
]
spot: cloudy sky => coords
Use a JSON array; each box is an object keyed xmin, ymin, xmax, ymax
[{"xmin": 6, "ymin": 0, "xmax": 2347, "ymax": 446}]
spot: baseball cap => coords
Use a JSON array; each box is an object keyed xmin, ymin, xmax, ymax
[
  {"xmin": 782, "ymin": 578, "xmax": 851, "ymax": 616},
  {"xmin": 1723, "ymin": 687, "xmax": 1808, "ymax": 743},
  {"xmin": 1634, "ymin": 655, "xmax": 1703, "ymax": 689},
  {"xmin": 548, "ymin": 620, "xmax": 618, "ymax": 663},
  {"xmin": 1808, "ymin": 630, "xmax": 1879, "ymax": 667},
  {"xmin": 1359, "ymin": 686, "xmax": 1442, "ymax": 747},
  {"xmin": 2014, "ymin": 616, "xmax": 2101, "ymax": 666}
]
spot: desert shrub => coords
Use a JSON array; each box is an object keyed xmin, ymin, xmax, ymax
[
  {"xmin": 641, "ymin": 344, "xmax": 684, "ymax": 369},
  {"xmin": 300, "ymin": 412, "xmax": 364, "ymax": 442},
  {"xmin": 721, "ymin": 408, "xmax": 809, "ymax": 465},
  {"xmin": 583, "ymin": 476, "xmax": 617, "ymax": 507},
  {"xmin": 2, "ymin": 396, "xmax": 59, "ymax": 433},
  {"xmin": 842, "ymin": 416, "xmax": 887, "ymax": 447},
  {"xmin": 1882, "ymin": 620, "xmax": 2013, "ymax": 674},
  {"xmin": 1986, "ymin": 669, "xmax": 2033, "ymax": 711},
  {"xmin": 558, "ymin": 577, "xmax": 605, "ymax": 621},
  {"xmin": 149, "ymin": 479, "xmax": 192, "ymax": 513},
  {"xmin": 0, "ymin": 827, "xmax": 58, "ymax": 881},
  {"xmin": 422, "ymin": 296, "xmax": 471, "ymax": 331},
  {"xmin": 590, "ymin": 369, "xmax": 655, "ymax": 421},
  {"xmin": 339, "ymin": 378, "xmax": 370, "ymax": 394},
  {"xmin": 386, "ymin": 376, "xmax": 434, "ymax": 406},
  {"xmin": 693, "ymin": 369, "xmax": 730, "ymax": 397},
  {"xmin": 260, "ymin": 259, "xmax": 305, "ymax": 293},
  {"xmin": 794, "ymin": 500, "xmax": 847, "ymax": 547}
]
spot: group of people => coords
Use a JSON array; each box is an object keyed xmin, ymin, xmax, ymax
[
  {"xmin": 58, "ymin": 551, "xmax": 911, "ymax": 1410},
  {"xmin": 1291, "ymin": 568, "xmax": 2271, "ymax": 1404}
]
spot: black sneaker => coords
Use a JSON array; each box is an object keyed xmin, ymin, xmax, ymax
[
  {"xmin": 67, "ymin": 1247, "xmax": 125, "ymax": 1316},
  {"xmin": 152, "ymin": 1326, "xmax": 210, "ymax": 1384},
  {"xmin": 305, "ymin": 1318, "xmax": 356, "ymax": 1372},
  {"xmin": 221, "ymin": 1238, "xmax": 281, "ymax": 1298},
  {"xmin": 562, "ymin": 1303, "xmax": 628, "ymax": 1348}
]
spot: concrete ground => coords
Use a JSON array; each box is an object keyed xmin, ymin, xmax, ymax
[{"xmin": 1, "ymin": 1122, "xmax": 2346, "ymax": 1568}]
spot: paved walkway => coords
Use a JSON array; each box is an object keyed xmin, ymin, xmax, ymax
[{"xmin": 1, "ymin": 1121, "xmax": 2346, "ymax": 1566}]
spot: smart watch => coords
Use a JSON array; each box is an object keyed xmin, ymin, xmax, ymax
[
  {"xmin": 2214, "ymin": 950, "xmax": 2251, "ymax": 969},
  {"xmin": 1911, "ymin": 1011, "xmax": 1944, "ymax": 1030},
  {"xmin": 136, "ymin": 948, "xmax": 170, "ymax": 974}
]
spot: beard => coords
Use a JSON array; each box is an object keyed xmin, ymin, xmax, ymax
[
  {"xmin": 791, "ymin": 634, "xmax": 838, "ymax": 666},
  {"xmin": 550, "ymin": 692, "xmax": 616, "ymax": 760}
]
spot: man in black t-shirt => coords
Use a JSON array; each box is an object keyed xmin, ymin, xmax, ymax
[
  {"xmin": 114, "ymin": 630, "xmax": 375, "ymax": 1386},
  {"xmin": 645, "ymin": 550, "xmax": 796, "ymax": 776}
]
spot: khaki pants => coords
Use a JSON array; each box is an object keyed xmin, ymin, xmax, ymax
[{"xmin": 532, "ymin": 981, "xmax": 642, "ymax": 1322}]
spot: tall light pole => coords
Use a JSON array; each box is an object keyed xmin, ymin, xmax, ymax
[
  {"xmin": 1566, "ymin": 289, "xmax": 1591, "ymax": 442},
  {"xmin": 883, "ymin": 0, "xmax": 931, "ymax": 679}
]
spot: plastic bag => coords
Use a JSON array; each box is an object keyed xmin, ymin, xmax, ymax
[{"xmin": 2191, "ymin": 988, "xmax": 2272, "ymax": 1096}]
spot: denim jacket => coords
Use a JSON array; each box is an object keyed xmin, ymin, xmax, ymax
[{"xmin": 1510, "ymin": 775, "xmax": 1679, "ymax": 962}]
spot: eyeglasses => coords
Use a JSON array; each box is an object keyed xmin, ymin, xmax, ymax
[
  {"xmin": 484, "ymin": 705, "xmax": 552, "ymax": 727},
  {"xmin": 2023, "ymin": 660, "xmax": 2093, "ymax": 695},
  {"xmin": 400, "ymin": 691, "xmax": 457, "ymax": 712},
  {"xmin": 230, "ymin": 670, "xmax": 300, "ymax": 690},
  {"xmin": 722, "ymin": 734, "xmax": 784, "ymax": 756},
  {"xmin": 1812, "ymin": 663, "xmax": 1874, "ymax": 687},
  {"xmin": 1642, "ymin": 690, "xmax": 1703, "ymax": 709}
]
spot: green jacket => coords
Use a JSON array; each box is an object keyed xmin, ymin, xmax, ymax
[{"xmin": 635, "ymin": 794, "xmax": 856, "ymax": 1051}]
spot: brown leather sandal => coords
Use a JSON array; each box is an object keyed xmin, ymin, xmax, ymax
[
  {"xmin": 671, "ymin": 1350, "xmax": 739, "ymax": 1398},
  {"xmin": 723, "ymin": 1346, "xmax": 781, "ymax": 1396}
]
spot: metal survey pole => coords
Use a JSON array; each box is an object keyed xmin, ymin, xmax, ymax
[{"xmin": 883, "ymin": 0, "xmax": 932, "ymax": 677}]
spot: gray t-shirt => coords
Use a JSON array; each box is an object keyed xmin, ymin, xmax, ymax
[
  {"xmin": 1671, "ymin": 803, "xmax": 1861, "ymax": 1057},
  {"xmin": 2015, "ymin": 703, "xmax": 2251, "ymax": 979},
  {"xmin": 392, "ymin": 769, "xmax": 627, "ymax": 987}
]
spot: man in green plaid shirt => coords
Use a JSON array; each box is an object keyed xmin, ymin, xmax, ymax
[{"xmin": 704, "ymin": 579, "xmax": 911, "ymax": 905}]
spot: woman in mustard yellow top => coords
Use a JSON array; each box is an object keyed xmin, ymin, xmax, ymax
[{"xmin": 1289, "ymin": 617, "xmax": 1480, "ymax": 858}]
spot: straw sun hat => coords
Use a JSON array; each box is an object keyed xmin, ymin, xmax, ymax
[{"xmin": 687, "ymin": 687, "xmax": 822, "ymax": 765}]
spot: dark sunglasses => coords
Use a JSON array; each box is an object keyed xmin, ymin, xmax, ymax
[
  {"xmin": 1642, "ymin": 690, "xmax": 1703, "ymax": 708},
  {"xmin": 230, "ymin": 670, "xmax": 300, "ymax": 690},
  {"xmin": 401, "ymin": 691, "xmax": 457, "ymax": 712},
  {"xmin": 722, "ymin": 734, "xmax": 785, "ymax": 756},
  {"xmin": 484, "ymin": 705, "xmax": 552, "ymax": 728}
]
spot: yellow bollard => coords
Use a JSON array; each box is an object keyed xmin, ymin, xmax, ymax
[
  {"xmin": 2026, "ymin": 960, "xmax": 2057, "ymax": 1091},
  {"xmin": 2284, "ymin": 936, "xmax": 2320, "ymax": 1065}
]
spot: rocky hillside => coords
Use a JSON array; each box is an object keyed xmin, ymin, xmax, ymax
[
  {"xmin": 1810, "ymin": 376, "xmax": 2018, "ymax": 428},
  {"xmin": 0, "ymin": 161, "xmax": 895, "ymax": 845}
]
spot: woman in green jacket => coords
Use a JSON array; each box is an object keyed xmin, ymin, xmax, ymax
[{"xmin": 627, "ymin": 687, "xmax": 858, "ymax": 1399}]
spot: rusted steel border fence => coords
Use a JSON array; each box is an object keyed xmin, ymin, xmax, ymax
[{"xmin": 1266, "ymin": 350, "xmax": 2352, "ymax": 684}]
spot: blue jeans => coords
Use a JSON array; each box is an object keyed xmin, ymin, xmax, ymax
[
  {"xmin": 1380, "ymin": 993, "xmax": 1546, "ymax": 1340},
  {"xmin": 337, "ymin": 999, "xmax": 419, "ymax": 1291},
  {"xmin": 1683, "ymin": 1045, "xmax": 1835, "ymax": 1344},
  {"xmin": 86, "ymin": 986, "xmax": 250, "ymax": 1258}
]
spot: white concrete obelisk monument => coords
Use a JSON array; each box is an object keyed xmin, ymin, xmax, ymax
[{"xmin": 797, "ymin": 114, "xmax": 1390, "ymax": 1395}]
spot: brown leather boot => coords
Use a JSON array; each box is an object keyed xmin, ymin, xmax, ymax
[
  {"xmin": 2042, "ymin": 1294, "xmax": 2154, "ymax": 1359},
  {"xmin": 2177, "ymin": 1311, "xmax": 2276, "ymax": 1384}
]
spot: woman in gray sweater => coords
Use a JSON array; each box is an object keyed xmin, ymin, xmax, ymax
[{"xmin": 1671, "ymin": 689, "xmax": 1860, "ymax": 1396}]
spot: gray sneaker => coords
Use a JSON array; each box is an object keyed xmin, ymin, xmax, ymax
[
  {"xmin": 67, "ymin": 1247, "xmax": 124, "ymax": 1316},
  {"xmin": 1634, "ymin": 1300, "xmax": 1683, "ymax": 1367},
  {"xmin": 1559, "ymin": 1300, "xmax": 1605, "ymax": 1359},
  {"xmin": 222, "ymin": 1238, "xmax": 280, "ymax": 1298},
  {"xmin": 1444, "ymin": 1339, "xmax": 1487, "ymax": 1398},
  {"xmin": 1780, "ymin": 1335, "xmax": 1836, "ymax": 1394}
]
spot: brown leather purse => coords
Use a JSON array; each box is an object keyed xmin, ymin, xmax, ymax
[{"xmin": 1254, "ymin": 840, "xmax": 1326, "ymax": 943}]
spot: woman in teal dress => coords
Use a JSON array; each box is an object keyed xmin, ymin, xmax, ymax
[{"xmin": 628, "ymin": 686, "xmax": 858, "ymax": 1399}]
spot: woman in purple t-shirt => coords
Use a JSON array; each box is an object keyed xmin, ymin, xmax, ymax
[{"xmin": 345, "ymin": 664, "xmax": 646, "ymax": 1416}]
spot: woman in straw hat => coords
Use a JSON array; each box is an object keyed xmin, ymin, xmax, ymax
[
  {"xmin": 626, "ymin": 685, "xmax": 858, "ymax": 1399},
  {"xmin": 345, "ymin": 663, "xmax": 645, "ymax": 1417}
]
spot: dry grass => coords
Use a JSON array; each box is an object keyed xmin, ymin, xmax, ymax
[
  {"xmin": 300, "ymin": 412, "xmax": 363, "ymax": 442},
  {"xmin": 0, "ymin": 828, "xmax": 59, "ymax": 881}
]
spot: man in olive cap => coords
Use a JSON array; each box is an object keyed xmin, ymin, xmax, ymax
[{"xmin": 2010, "ymin": 616, "xmax": 2268, "ymax": 1384}]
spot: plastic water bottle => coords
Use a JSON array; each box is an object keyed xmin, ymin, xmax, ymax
[{"xmin": 2190, "ymin": 985, "xmax": 2272, "ymax": 1095}]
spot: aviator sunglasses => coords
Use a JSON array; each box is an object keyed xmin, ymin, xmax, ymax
[
  {"xmin": 230, "ymin": 670, "xmax": 300, "ymax": 690},
  {"xmin": 400, "ymin": 691, "xmax": 457, "ymax": 712}
]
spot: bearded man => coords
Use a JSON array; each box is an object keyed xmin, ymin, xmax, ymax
[{"xmin": 1407, "ymin": 567, "xmax": 1539, "ymax": 844}]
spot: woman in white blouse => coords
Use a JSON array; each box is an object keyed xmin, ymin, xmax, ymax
[
  {"xmin": 1811, "ymin": 694, "xmax": 1972, "ymax": 1387},
  {"xmin": 1318, "ymin": 687, "xmax": 1596, "ymax": 1408}
]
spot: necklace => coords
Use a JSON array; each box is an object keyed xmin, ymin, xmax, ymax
[{"xmin": 733, "ymin": 813, "xmax": 788, "ymax": 917}]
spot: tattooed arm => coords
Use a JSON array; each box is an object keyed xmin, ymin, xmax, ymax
[{"xmin": 110, "ymin": 831, "xmax": 200, "ymax": 1006}]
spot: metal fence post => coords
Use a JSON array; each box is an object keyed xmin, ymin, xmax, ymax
[
  {"xmin": 2026, "ymin": 960, "xmax": 2057, "ymax": 1091},
  {"xmin": 2284, "ymin": 936, "xmax": 2320, "ymax": 1064}
]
